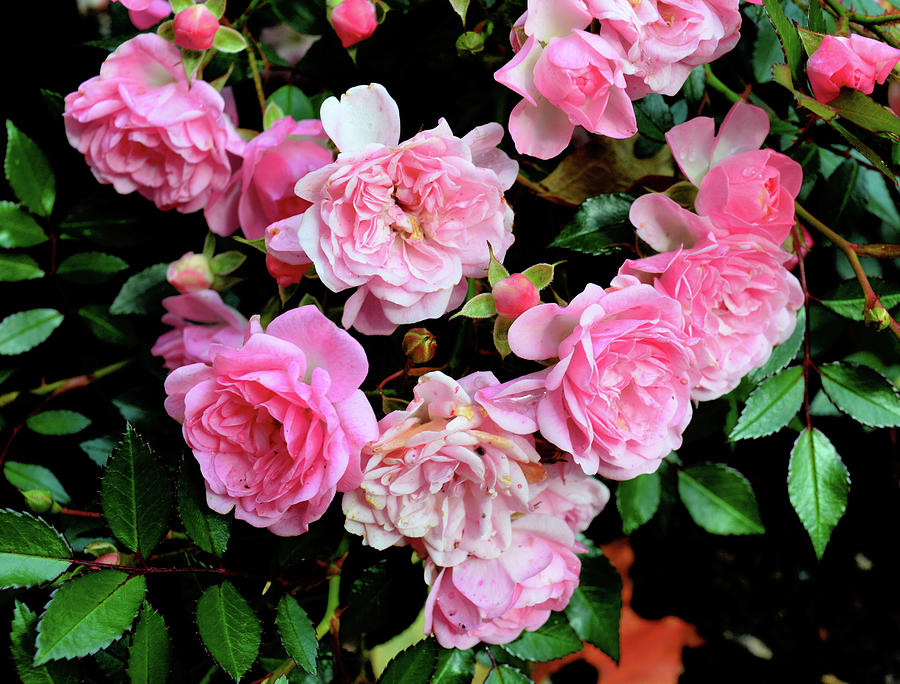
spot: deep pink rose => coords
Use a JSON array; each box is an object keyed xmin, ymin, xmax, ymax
[
  {"xmin": 330, "ymin": 0, "xmax": 378, "ymax": 48},
  {"xmin": 114, "ymin": 0, "xmax": 171, "ymax": 29},
  {"xmin": 343, "ymin": 372, "xmax": 543, "ymax": 567},
  {"xmin": 64, "ymin": 34, "xmax": 243, "ymax": 214},
  {"xmin": 478, "ymin": 279, "xmax": 696, "ymax": 480},
  {"xmin": 807, "ymin": 34, "xmax": 900, "ymax": 104},
  {"xmin": 173, "ymin": 4, "xmax": 219, "ymax": 51},
  {"xmin": 620, "ymin": 236, "xmax": 803, "ymax": 400},
  {"xmin": 166, "ymin": 252, "xmax": 214, "ymax": 294},
  {"xmin": 151, "ymin": 290, "xmax": 247, "ymax": 372},
  {"xmin": 205, "ymin": 117, "xmax": 332, "ymax": 240},
  {"xmin": 295, "ymin": 84, "xmax": 517, "ymax": 335},
  {"xmin": 424, "ymin": 514, "xmax": 582, "ymax": 649},
  {"xmin": 163, "ymin": 307, "xmax": 378, "ymax": 535}
]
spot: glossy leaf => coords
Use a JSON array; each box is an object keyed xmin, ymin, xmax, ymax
[
  {"xmin": 616, "ymin": 471, "xmax": 662, "ymax": 535},
  {"xmin": 451, "ymin": 293, "xmax": 496, "ymax": 319},
  {"xmin": 127, "ymin": 602, "xmax": 172, "ymax": 684},
  {"xmin": 484, "ymin": 664, "xmax": 531, "ymax": 684},
  {"xmin": 5, "ymin": 121, "xmax": 55, "ymax": 216},
  {"xmin": 80, "ymin": 437, "xmax": 115, "ymax": 467},
  {"xmin": 678, "ymin": 464, "xmax": 765, "ymax": 535},
  {"xmin": 521, "ymin": 262, "xmax": 556, "ymax": 290},
  {"xmin": 213, "ymin": 26, "xmax": 248, "ymax": 53},
  {"xmin": 748, "ymin": 308, "xmax": 805, "ymax": 383},
  {"xmin": 275, "ymin": 594, "xmax": 318, "ymax": 675},
  {"xmin": 10, "ymin": 600, "xmax": 77, "ymax": 684},
  {"xmin": 0, "ymin": 509, "xmax": 71, "ymax": 589},
  {"xmin": 0, "ymin": 200, "xmax": 47, "ymax": 247},
  {"xmin": 4, "ymin": 462, "xmax": 71, "ymax": 504},
  {"xmin": 27, "ymin": 411, "xmax": 91, "ymax": 436},
  {"xmin": 432, "ymin": 648, "xmax": 474, "ymax": 684},
  {"xmin": 0, "ymin": 308, "xmax": 63, "ymax": 355},
  {"xmin": 550, "ymin": 193, "xmax": 634, "ymax": 255},
  {"xmin": 762, "ymin": 0, "xmax": 802, "ymax": 81},
  {"xmin": 0, "ymin": 253, "xmax": 44, "ymax": 281},
  {"xmin": 110, "ymin": 264, "xmax": 170, "ymax": 315},
  {"xmin": 78, "ymin": 305, "xmax": 137, "ymax": 347},
  {"xmin": 565, "ymin": 554, "xmax": 622, "ymax": 662},
  {"xmin": 268, "ymin": 85, "xmax": 315, "ymax": 122},
  {"xmin": 819, "ymin": 362, "xmax": 900, "ymax": 427},
  {"xmin": 57, "ymin": 252, "xmax": 128, "ymax": 284},
  {"xmin": 177, "ymin": 466, "xmax": 230, "ymax": 557},
  {"xmin": 379, "ymin": 638, "xmax": 438, "ymax": 684},
  {"xmin": 196, "ymin": 581, "xmax": 261, "ymax": 681},
  {"xmin": 501, "ymin": 612, "xmax": 583, "ymax": 661},
  {"xmin": 820, "ymin": 278, "xmax": 900, "ymax": 320},
  {"xmin": 729, "ymin": 366, "xmax": 803, "ymax": 440}
]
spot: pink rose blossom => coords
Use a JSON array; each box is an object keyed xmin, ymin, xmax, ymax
[
  {"xmin": 807, "ymin": 34, "xmax": 900, "ymax": 104},
  {"xmin": 528, "ymin": 462, "xmax": 610, "ymax": 533},
  {"xmin": 64, "ymin": 34, "xmax": 243, "ymax": 214},
  {"xmin": 264, "ymin": 215, "xmax": 313, "ymax": 286},
  {"xmin": 173, "ymin": 4, "xmax": 220, "ymax": 51},
  {"xmin": 164, "ymin": 306, "xmax": 378, "ymax": 535},
  {"xmin": 330, "ymin": 0, "xmax": 378, "ymax": 48},
  {"xmin": 295, "ymin": 84, "xmax": 517, "ymax": 335},
  {"xmin": 343, "ymin": 372, "xmax": 543, "ymax": 567},
  {"xmin": 424, "ymin": 514, "xmax": 582, "ymax": 649},
  {"xmin": 492, "ymin": 273, "xmax": 541, "ymax": 319},
  {"xmin": 151, "ymin": 289, "xmax": 248, "ymax": 372},
  {"xmin": 114, "ymin": 0, "xmax": 171, "ymax": 29},
  {"xmin": 166, "ymin": 252, "xmax": 215, "ymax": 294},
  {"xmin": 478, "ymin": 279, "xmax": 696, "ymax": 480}
]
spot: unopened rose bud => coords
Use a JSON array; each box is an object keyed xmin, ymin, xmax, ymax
[
  {"xmin": 23, "ymin": 489, "xmax": 57, "ymax": 513},
  {"xmin": 167, "ymin": 251, "xmax": 215, "ymax": 293},
  {"xmin": 403, "ymin": 328, "xmax": 437, "ymax": 364},
  {"xmin": 173, "ymin": 4, "xmax": 220, "ymax": 51},
  {"xmin": 96, "ymin": 552, "xmax": 120, "ymax": 565},
  {"xmin": 865, "ymin": 305, "xmax": 891, "ymax": 331},
  {"xmin": 330, "ymin": 0, "xmax": 378, "ymax": 48},
  {"xmin": 492, "ymin": 273, "xmax": 540, "ymax": 319}
]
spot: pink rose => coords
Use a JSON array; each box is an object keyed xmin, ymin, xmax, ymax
[
  {"xmin": 295, "ymin": 84, "xmax": 517, "ymax": 335},
  {"xmin": 164, "ymin": 306, "xmax": 378, "ymax": 535},
  {"xmin": 64, "ymin": 34, "xmax": 243, "ymax": 214},
  {"xmin": 205, "ymin": 117, "xmax": 333, "ymax": 240},
  {"xmin": 528, "ymin": 462, "xmax": 610, "ymax": 533},
  {"xmin": 343, "ymin": 372, "xmax": 543, "ymax": 567},
  {"xmin": 264, "ymin": 215, "xmax": 312, "ymax": 286},
  {"xmin": 151, "ymin": 290, "xmax": 248, "ymax": 372},
  {"xmin": 330, "ymin": 0, "xmax": 378, "ymax": 48},
  {"xmin": 166, "ymin": 252, "xmax": 215, "ymax": 294},
  {"xmin": 807, "ymin": 34, "xmax": 900, "ymax": 104},
  {"xmin": 173, "ymin": 4, "xmax": 220, "ymax": 51},
  {"xmin": 114, "ymin": 0, "xmax": 171, "ymax": 29},
  {"xmin": 478, "ymin": 279, "xmax": 696, "ymax": 480},
  {"xmin": 620, "ymin": 236, "xmax": 803, "ymax": 401},
  {"xmin": 424, "ymin": 514, "xmax": 582, "ymax": 649}
]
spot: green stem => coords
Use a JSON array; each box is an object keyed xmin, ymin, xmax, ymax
[
  {"xmin": 245, "ymin": 37, "xmax": 268, "ymax": 119},
  {"xmin": 823, "ymin": 0, "xmax": 900, "ymax": 24},
  {"xmin": 315, "ymin": 568, "xmax": 342, "ymax": 640},
  {"xmin": 232, "ymin": 0, "xmax": 268, "ymax": 30},
  {"xmin": 704, "ymin": 64, "xmax": 740, "ymax": 104},
  {"xmin": 30, "ymin": 359, "xmax": 131, "ymax": 396}
]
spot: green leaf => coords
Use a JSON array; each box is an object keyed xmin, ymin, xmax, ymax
[
  {"xmin": 752, "ymin": 18, "xmax": 783, "ymax": 83},
  {"xmin": 41, "ymin": 89, "xmax": 66, "ymax": 118},
  {"xmin": 484, "ymin": 664, "xmax": 531, "ymax": 684},
  {"xmin": 633, "ymin": 94, "xmax": 673, "ymax": 142},
  {"xmin": 4, "ymin": 462, "xmax": 71, "ymax": 504},
  {"xmin": 678, "ymin": 464, "xmax": 765, "ymax": 535},
  {"xmin": 379, "ymin": 638, "xmax": 438, "ymax": 684},
  {"xmin": 0, "ymin": 309, "xmax": 62, "ymax": 355},
  {"xmin": 762, "ymin": 0, "xmax": 802, "ymax": 81},
  {"xmin": 206, "ymin": 0, "xmax": 225, "ymax": 18},
  {"xmin": 211, "ymin": 251, "xmax": 246, "ymax": 276},
  {"xmin": 196, "ymin": 581, "xmax": 262, "ymax": 681},
  {"xmin": 819, "ymin": 362, "xmax": 900, "ymax": 427},
  {"xmin": 448, "ymin": 0, "xmax": 469, "ymax": 23},
  {"xmin": 11, "ymin": 600, "xmax": 78, "ymax": 684},
  {"xmin": 0, "ymin": 509, "xmax": 71, "ymax": 589},
  {"xmin": 80, "ymin": 437, "xmax": 115, "ymax": 467},
  {"xmin": 127, "ymin": 602, "xmax": 172, "ymax": 684},
  {"xmin": 748, "ymin": 308, "xmax": 805, "ymax": 383},
  {"xmin": 550, "ymin": 194, "xmax": 634, "ymax": 255},
  {"xmin": 0, "ymin": 200, "xmax": 47, "ymax": 247},
  {"xmin": 616, "ymin": 471, "xmax": 662, "ymax": 535},
  {"xmin": 5, "ymin": 121, "xmax": 55, "ymax": 217},
  {"xmin": 101, "ymin": 425, "xmax": 173, "ymax": 556},
  {"xmin": 487, "ymin": 244, "xmax": 509, "ymax": 287},
  {"xmin": 451, "ymin": 293, "xmax": 496, "ymax": 319},
  {"xmin": 177, "ymin": 466, "xmax": 230, "ymax": 557},
  {"xmin": 0, "ymin": 253, "xmax": 45, "ymax": 281},
  {"xmin": 264, "ymin": 102, "xmax": 285, "ymax": 130},
  {"xmin": 565, "ymin": 554, "xmax": 621, "ymax": 662},
  {"xmin": 493, "ymin": 315, "xmax": 513, "ymax": 358},
  {"xmin": 268, "ymin": 85, "xmax": 315, "ymax": 122},
  {"xmin": 57, "ymin": 252, "xmax": 128, "ymax": 284},
  {"xmin": 35, "ymin": 570, "xmax": 146, "ymax": 664},
  {"xmin": 829, "ymin": 90, "xmax": 900, "ymax": 137},
  {"xmin": 232, "ymin": 236, "xmax": 267, "ymax": 253},
  {"xmin": 276, "ymin": 595, "xmax": 318, "ymax": 676},
  {"xmin": 788, "ymin": 428, "xmax": 849, "ymax": 559},
  {"xmin": 78, "ymin": 305, "xmax": 137, "ymax": 347},
  {"xmin": 520, "ymin": 263, "xmax": 556, "ymax": 291},
  {"xmin": 683, "ymin": 66, "xmax": 706, "ymax": 106},
  {"xmin": 729, "ymin": 366, "xmax": 804, "ymax": 440},
  {"xmin": 820, "ymin": 278, "xmax": 900, "ymax": 320},
  {"xmin": 213, "ymin": 26, "xmax": 248, "ymax": 53},
  {"xmin": 110, "ymin": 264, "xmax": 171, "ymax": 315},
  {"xmin": 829, "ymin": 120, "xmax": 895, "ymax": 183},
  {"xmin": 501, "ymin": 612, "xmax": 582, "ymax": 662},
  {"xmin": 432, "ymin": 648, "xmax": 474, "ymax": 684},
  {"xmin": 27, "ymin": 411, "xmax": 91, "ymax": 436}
]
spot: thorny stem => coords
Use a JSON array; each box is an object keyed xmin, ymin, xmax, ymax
[
  {"xmin": 65, "ymin": 557, "xmax": 293, "ymax": 586},
  {"xmin": 822, "ymin": 0, "xmax": 900, "ymax": 25},
  {"xmin": 31, "ymin": 359, "xmax": 131, "ymax": 396},
  {"xmin": 245, "ymin": 34, "xmax": 268, "ymax": 118},
  {"xmin": 795, "ymin": 202, "xmax": 900, "ymax": 341}
]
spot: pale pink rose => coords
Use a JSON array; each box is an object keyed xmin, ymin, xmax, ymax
[
  {"xmin": 205, "ymin": 117, "xmax": 333, "ymax": 240},
  {"xmin": 151, "ymin": 290, "xmax": 248, "ymax": 372},
  {"xmin": 330, "ymin": 0, "xmax": 378, "ymax": 48},
  {"xmin": 166, "ymin": 252, "xmax": 214, "ymax": 294},
  {"xmin": 478, "ymin": 279, "xmax": 696, "ymax": 480},
  {"xmin": 264, "ymin": 215, "xmax": 312, "ymax": 286},
  {"xmin": 528, "ymin": 462, "xmax": 610, "ymax": 533},
  {"xmin": 343, "ymin": 372, "xmax": 543, "ymax": 567},
  {"xmin": 807, "ymin": 34, "xmax": 900, "ymax": 104},
  {"xmin": 64, "ymin": 34, "xmax": 243, "ymax": 214},
  {"xmin": 620, "ymin": 236, "xmax": 803, "ymax": 401},
  {"xmin": 164, "ymin": 306, "xmax": 378, "ymax": 535},
  {"xmin": 113, "ymin": 0, "xmax": 171, "ymax": 29},
  {"xmin": 492, "ymin": 273, "xmax": 540, "ymax": 319},
  {"xmin": 424, "ymin": 514, "xmax": 582, "ymax": 649},
  {"xmin": 295, "ymin": 84, "xmax": 517, "ymax": 335},
  {"xmin": 173, "ymin": 4, "xmax": 219, "ymax": 51},
  {"xmin": 260, "ymin": 25, "xmax": 321, "ymax": 66}
]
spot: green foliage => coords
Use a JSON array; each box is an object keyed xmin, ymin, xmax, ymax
[
  {"xmin": 0, "ymin": 200, "xmax": 47, "ymax": 247},
  {"xmin": 484, "ymin": 664, "xmax": 531, "ymax": 684},
  {"xmin": 0, "ymin": 509, "xmax": 71, "ymax": 589},
  {"xmin": 10, "ymin": 600, "xmax": 78, "ymax": 684},
  {"xmin": 0, "ymin": 308, "xmax": 64, "ymax": 355},
  {"xmin": 565, "ymin": 554, "xmax": 622, "ymax": 662},
  {"xmin": 452, "ymin": 292, "xmax": 497, "ymax": 319},
  {"xmin": 5, "ymin": 121, "xmax": 55, "ymax": 217},
  {"xmin": 432, "ymin": 648, "xmax": 475, "ymax": 684},
  {"xmin": 379, "ymin": 638, "xmax": 438, "ymax": 684},
  {"xmin": 0, "ymin": 253, "xmax": 45, "ymax": 281},
  {"xmin": 748, "ymin": 308, "xmax": 806, "ymax": 383},
  {"xmin": 27, "ymin": 410, "xmax": 92, "ymax": 436},
  {"xmin": 678, "ymin": 464, "xmax": 765, "ymax": 535},
  {"xmin": 520, "ymin": 263, "xmax": 556, "ymax": 290},
  {"xmin": 818, "ymin": 362, "xmax": 900, "ymax": 427},
  {"xmin": 177, "ymin": 465, "xmax": 230, "ymax": 557},
  {"xmin": 80, "ymin": 437, "xmax": 115, "ymax": 467},
  {"xmin": 762, "ymin": 0, "xmax": 802, "ymax": 82},
  {"xmin": 78, "ymin": 305, "xmax": 138, "ymax": 347},
  {"xmin": 268, "ymin": 85, "xmax": 316, "ymax": 121},
  {"xmin": 127, "ymin": 602, "xmax": 172, "ymax": 684},
  {"xmin": 633, "ymin": 94, "xmax": 674, "ymax": 142},
  {"xmin": 448, "ymin": 0, "xmax": 470, "ymax": 23},
  {"xmin": 820, "ymin": 278, "xmax": 900, "ymax": 320},
  {"xmin": 109, "ymin": 264, "xmax": 171, "ymax": 315},
  {"xmin": 275, "ymin": 595, "xmax": 318, "ymax": 675},
  {"xmin": 196, "ymin": 581, "xmax": 262, "ymax": 681},
  {"xmin": 550, "ymin": 194, "xmax": 634, "ymax": 255},
  {"xmin": 617, "ymin": 470, "xmax": 662, "ymax": 534},
  {"xmin": 500, "ymin": 612, "xmax": 583, "ymax": 661},
  {"xmin": 729, "ymin": 366, "xmax": 804, "ymax": 440},
  {"xmin": 4, "ymin": 462, "xmax": 71, "ymax": 504},
  {"xmin": 57, "ymin": 252, "xmax": 129, "ymax": 284},
  {"xmin": 213, "ymin": 26, "xmax": 248, "ymax": 53}
]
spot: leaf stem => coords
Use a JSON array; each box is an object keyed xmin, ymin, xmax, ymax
[
  {"xmin": 822, "ymin": 0, "xmax": 900, "ymax": 24},
  {"xmin": 315, "ymin": 564, "xmax": 343, "ymax": 640},
  {"xmin": 30, "ymin": 359, "xmax": 131, "ymax": 396},
  {"xmin": 245, "ymin": 35, "xmax": 268, "ymax": 118}
]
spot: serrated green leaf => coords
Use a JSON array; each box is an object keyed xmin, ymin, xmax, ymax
[
  {"xmin": 0, "ymin": 200, "xmax": 47, "ymax": 247},
  {"xmin": 196, "ymin": 581, "xmax": 261, "ymax": 681},
  {"xmin": 27, "ymin": 411, "xmax": 91, "ymax": 436},
  {"xmin": 550, "ymin": 194, "xmax": 634, "ymax": 255},
  {"xmin": 379, "ymin": 637, "xmax": 438, "ymax": 684},
  {"xmin": 101, "ymin": 425, "xmax": 173, "ymax": 556},
  {"xmin": 451, "ymin": 293, "xmax": 496, "ymax": 319},
  {"xmin": 788, "ymin": 428, "xmax": 849, "ymax": 559},
  {"xmin": 0, "ymin": 253, "xmax": 45, "ymax": 281},
  {"xmin": 177, "ymin": 466, "xmax": 230, "ymax": 557},
  {"xmin": 683, "ymin": 66, "xmax": 706, "ymax": 106},
  {"xmin": 806, "ymin": 3, "xmax": 825, "ymax": 33},
  {"xmin": 268, "ymin": 85, "xmax": 315, "ymax": 122},
  {"xmin": 449, "ymin": 0, "xmax": 469, "ymax": 23},
  {"xmin": 820, "ymin": 278, "xmax": 900, "ymax": 320},
  {"xmin": 110, "ymin": 264, "xmax": 170, "ymax": 315},
  {"xmin": 34, "ymin": 570, "xmax": 146, "ymax": 665},
  {"xmin": 678, "ymin": 464, "xmax": 765, "ymax": 535},
  {"xmin": 484, "ymin": 664, "xmax": 531, "ymax": 684},
  {"xmin": 616, "ymin": 471, "xmax": 661, "ymax": 535},
  {"xmin": 11, "ymin": 600, "xmax": 78, "ymax": 684},
  {"xmin": 5, "ymin": 121, "xmax": 55, "ymax": 217},
  {"xmin": 748, "ymin": 308, "xmax": 805, "ymax": 383},
  {"xmin": 633, "ymin": 94, "xmax": 673, "ymax": 142},
  {"xmin": 0, "ymin": 509, "xmax": 72, "ymax": 589},
  {"xmin": 819, "ymin": 362, "xmax": 900, "ymax": 427},
  {"xmin": 729, "ymin": 366, "xmax": 803, "ymax": 440},
  {"xmin": 78, "ymin": 305, "xmax": 137, "ymax": 347},
  {"xmin": 520, "ymin": 263, "xmax": 555, "ymax": 290},
  {"xmin": 830, "ymin": 90, "xmax": 900, "ymax": 137},
  {"xmin": 80, "ymin": 437, "xmax": 115, "ymax": 467},
  {"xmin": 276, "ymin": 595, "xmax": 317, "ymax": 676},
  {"xmin": 565, "ymin": 554, "xmax": 621, "ymax": 662},
  {"xmin": 213, "ymin": 26, "xmax": 248, "ymax": 53},
  {"xmin": 4, "ymin": 462, "xmax": 71, "ymax": 504},
  {"xmin": 752, "ymin": 18, "xmax": 783, "ymax": 83},
  {"xmin": 57, "ymin": 252, "xmax": 128, "ymax": 284},
  {"xmin": 127, "ymin": 602, "xmax": 172, "ymax": 684},
  {"xmin": 432, "ymin": 648, "xmax": 474, "ymax": 684},
  {"xmin": 0, "ymin": 308, "xmax": 62, "ymax": 355},
  {"xmin": 501, "ymin": 612, "xmax": 582, "ymax": 662},
  {"xmin": 762, "ymin": 0, "xmax": 802, "ymax": 81}
]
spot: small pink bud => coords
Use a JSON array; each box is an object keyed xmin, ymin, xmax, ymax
[
  {"xmin": 330, "ymin": 0, "xmax": 378, "ymax": 48},
  {"xmin": 889, "ymin": 79, "xmax": 900, "ymax": 117},
  {"xmin": 402, "ymin": 328, "xmax": 437, "ymax": 364},
  {"xmin": 167, "ymin": 252, "xmax": 215, "ymax": 293},
  {"xmin": 173, "ymin": 4, "xmax": 220, "ymax": 51},
  {"xmin": 96, "ymin": 552, "xmax": 120, "ymax": 565},
  {"xmin": 492, "ymin": 273, "xmax": 540, "ymax": 319}
]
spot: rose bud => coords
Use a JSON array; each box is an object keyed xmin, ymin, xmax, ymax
[
  {"xmin": 96, "ymin": 552, "xmax": 121, "ymax": 565},
  {"xmin": 173, "ymin": 4, "xmax": 220, "ymax": 51},
  {"xmin": 167, "ymin": 252, "xmax": 215, "ymax": 293},
  {"xmin": 492, "ymin": 273, "xmax": 540, "ymax": 319},
  {"xmin": 330, "ymin": 0, "xmax": 378, "ymax": 48},
  {"xmin": 402, "ymin": 328, "xmax": 437, "ymax": 364}
]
